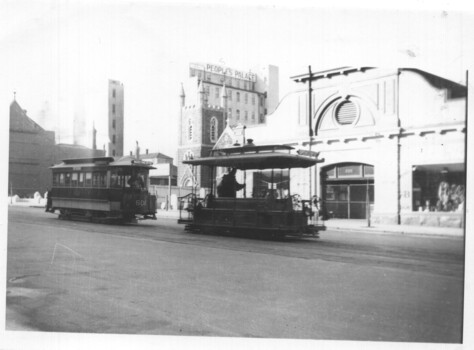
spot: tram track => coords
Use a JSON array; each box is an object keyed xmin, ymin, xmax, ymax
[{"xmin": 8, "ymin": 207, "xmax": 464, "ymax": 279}]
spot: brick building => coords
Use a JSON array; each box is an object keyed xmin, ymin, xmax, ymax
[{"xmin": 9, "ymin": 99, "xmax": 105, "ymax": 197}]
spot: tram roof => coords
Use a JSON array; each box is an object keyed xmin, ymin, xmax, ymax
[
  {"xmin": 183, "ymin": 148, "xmax": 322, "ymax": 170},
  {"xmin": 51, "ymin": 156, "xmax": 155, "ymax": 169}
]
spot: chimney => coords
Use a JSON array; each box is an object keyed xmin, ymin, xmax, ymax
[
  {"xmin": 146, "ymin": 149, "xmax": 149, "ymax": 155},
  {"xmin": 92, "ymin": 122, "xmax": 97, "ymax": 150},
  {"xmin": 135, "ymin": 141, "xmax": 140, "ymax": 160}
]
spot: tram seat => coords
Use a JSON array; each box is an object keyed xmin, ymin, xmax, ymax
[{"xmin": 209, "ymin": 198, "xmax": 290, "ymax": 211}]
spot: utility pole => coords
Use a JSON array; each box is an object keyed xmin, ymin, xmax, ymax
[{"xmin": 308, "ymin": 66, "xmax": 314, "ymax": 206}]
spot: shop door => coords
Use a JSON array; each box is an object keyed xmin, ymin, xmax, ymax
[{"xmin": 324, "ymin": 183, "xmax": 374, "ymax": 219}]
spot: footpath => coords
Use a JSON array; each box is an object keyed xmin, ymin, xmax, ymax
[{"xmin": 10, "ymin": 200, "xmax": 464, "ymax": 238}]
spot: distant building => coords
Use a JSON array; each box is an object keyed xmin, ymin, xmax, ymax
[
  {"xmin": 177, "ymin": 62, "xmax": 279, "ymax": 188},
  {"xmin": 186, "ymin": 62, "xmax": 279, "ymax": 125},
  {"xmin": 108, "ymin": 79, "xmax": 124, "ymax": 157},
  {"xmin": 138, "ymin": 149, "xmax": 177, "ymax": 186},
  {"xmin": 9, "ymin": 99, "xmax": 105, "ymax": 197}
]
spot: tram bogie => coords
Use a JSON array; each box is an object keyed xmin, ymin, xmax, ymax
[{"xmin": 46, "ymin": 156, "xmax": 157, "ymax": 223}]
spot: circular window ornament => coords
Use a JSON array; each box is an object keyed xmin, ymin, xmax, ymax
[{"xmin": 335, "ymin": 100, "xmax": 358, "ymax": 125}]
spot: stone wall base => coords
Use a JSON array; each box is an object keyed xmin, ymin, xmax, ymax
[
  {"xmin": 371, "ymin": 213, "xmax": 399, "ymax": 225},
  {"xmin": 400, "ymin": 213, "xmax": 464, "ymax": 228}
]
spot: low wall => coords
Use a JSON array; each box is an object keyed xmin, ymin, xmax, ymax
[{"xmin": 401, "ymin": 212, "xmax": 464, "ymax": 228}]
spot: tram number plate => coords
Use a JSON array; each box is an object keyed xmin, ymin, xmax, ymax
[{"xmin": 136, "ymin": 199, "xmax": 146, "ymax": 207}]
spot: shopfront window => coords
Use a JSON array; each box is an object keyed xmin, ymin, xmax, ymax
[{"xmin": 412, "ymin": 164, "xmax": 465, "ymax": 212}]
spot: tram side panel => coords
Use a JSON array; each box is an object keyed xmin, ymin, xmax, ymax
[{"xmin": 48, "ymin": 169, "xmax": 156, "ymax": 220}]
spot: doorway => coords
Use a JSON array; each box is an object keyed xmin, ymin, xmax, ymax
[{"xmin": 322, "ymin": 163, "xmax": 374, "ymax": 219}]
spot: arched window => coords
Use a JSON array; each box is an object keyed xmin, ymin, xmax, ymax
[
  {"xmin": 187, "ymin": 118, "xmax": 193, "ymax": 141},
  {"xmin": 335, "ymin": 100, "xmax": 358, "ymax": 125},
  {"xmin": 210, "ymin": 117, "xmax": 218, "ymax": 142},
  {"xmin": 236, "ymin": 92, "xmax": 240, "ymax": 102},
  {"xmin": 183, "ymin": 178, "xmax": 193, "ymax": 187},
  {"xmin": 236, "ymin": 109, "xmax": 240, "ymax": 121}
]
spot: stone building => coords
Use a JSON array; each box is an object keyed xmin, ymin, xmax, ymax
[{"xmin": 214, "ymin": 67, "xmax": 466, "ymax": 228}]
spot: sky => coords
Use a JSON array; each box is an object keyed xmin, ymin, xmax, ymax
[
  {"xmin": 1, "ymin": 0, "xmax": 473, "ymax": 162},
  {"xmin": 1, "ymin": 2, "xmax": 474, "ymax": 349}
]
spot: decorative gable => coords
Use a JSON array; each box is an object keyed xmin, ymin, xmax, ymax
[{"xmin": 213, "ymin": 125, "xmax": 237, "ymax": 149}]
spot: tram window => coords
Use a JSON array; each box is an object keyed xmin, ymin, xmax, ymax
[
  {"xmin": 78, "ymin": 173, "xmax": 84, "ymax": 187},
  {"xmin": 53, "ymin": 173, "xmax": 59, "ymax": 186},
  {"xmin": 92, "ymin": 173, "xmax": 100, "ymax": 187},
  {"xmin": 85, "ymin": 172, "xmax": 92, "ymax": 186},
  {"xmin": 110, "ymin": 172, "xmax": 119, "ymax": 188},
  {"xmin": 65, "ymin": 173, "xmax": 71, "ymax": 186},
  {"xmin": 99, "ymin": 173, "xmax": 106, "ymax": 187},
  {"xmin": 71, "ymin": 173, "xmax": 78, "ymax": 187}
]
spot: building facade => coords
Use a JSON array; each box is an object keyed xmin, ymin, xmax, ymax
[
  {"xmin": 9, "ymin": 99, "xmax": 105, "ymax": 197},
  {"xmin": 216, "ymin": 67, "xmax": 465, "ymax": 228},
  {"xmin": 187, "ymin": 63, "xmax": 279, "ymax": 125},
  {"xmin": 177, "ymin": 62, "xmax": 279, "ymax": 188},
  {"xmin": 139, "ymin": 150, "xmax": 177, "ymax": 186},
  {"xmin": 108, "ymin": 79, "xmax": 124, "ymax": 157}
]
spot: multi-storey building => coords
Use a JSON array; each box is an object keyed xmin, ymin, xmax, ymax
[
  {"xmin": 108, "ymin": 79, "xmax": 124, "ymax": 157},
  {"xmin": 177, "ymin": 62, "xmax": 279, "ymax": 188},
  {"xmin": 187, "ymin": 62, "xmax": 278, "ymax": 125}
]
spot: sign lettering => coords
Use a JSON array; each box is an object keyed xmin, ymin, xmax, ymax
[
  {"xmin": 192, "ymin": 63, "xmax": 257, "ymax": 82},
  {"xmin": 136, "ymin": 200, "xmax": 146, "ymax": 207}
]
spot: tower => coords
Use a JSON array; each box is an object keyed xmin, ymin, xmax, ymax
[
  {"xmin": 177, "ymin": 62, "xmax": 280, "ymax": 189},
  {"xmin": 177, "ymin": 80, "xmax": 225, "ymax": 189},
  {"xmin": 108, "ymin": 79, "xmax": 124, "ymax": 157}
]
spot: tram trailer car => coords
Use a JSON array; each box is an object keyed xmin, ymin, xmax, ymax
[{"xmin": 46, "ymin": 156, "xmax": 157, "ymax": 223}]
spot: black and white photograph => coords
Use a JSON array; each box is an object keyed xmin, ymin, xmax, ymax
[{"xmin": 1, "ymin": 1, "xmax": 473, "ymax": 349}]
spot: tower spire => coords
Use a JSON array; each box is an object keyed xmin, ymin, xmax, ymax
[
  {"xmin": 198, "ymin": 80, "xmax": 207, "ymax": 105},
  {"xmin": 221, "ymin": 83, "xmax": 228, "ymax": 126},
  {"xmin": 180, "ymin": 83, "xmax": 185, "ymax": 107}
]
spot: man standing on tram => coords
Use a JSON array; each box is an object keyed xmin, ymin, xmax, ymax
[{"xmin": 217, "ymin": 168, "xmax": 244, "ymax": 198}]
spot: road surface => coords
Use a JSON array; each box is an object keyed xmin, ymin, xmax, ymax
[{"xmin": 6, "ymin": 206, "xmax": 465, "ymax": 343}]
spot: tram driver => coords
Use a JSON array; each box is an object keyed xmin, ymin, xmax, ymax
[
  {"xmin": 128, "ymin": 172, "xmax": 145, "ymax": 189},
  {"xmin": 217, "ymin": 168, "xmax": 244, "ymax": 198}
]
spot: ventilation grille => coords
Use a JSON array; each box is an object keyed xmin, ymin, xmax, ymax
[{"xmin": 335, "ymin": 101, "xmax": 357, "ymax": 125}]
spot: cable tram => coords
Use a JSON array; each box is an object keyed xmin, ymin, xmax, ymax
[
  {"xmin": 46, "ymin": 156, "xmax": 157, "ymax": 223},
  {"xmin": 178, "ymin": 142, "xmax": 326, "ymax": 238}
]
